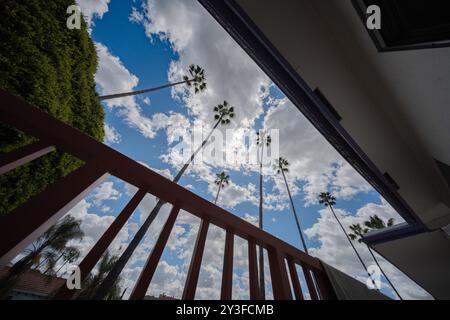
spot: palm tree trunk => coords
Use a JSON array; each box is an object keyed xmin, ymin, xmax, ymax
[
  {"xmin": 214, "ymin": 183, "xmax": 222, "ymax": 205},
  {"xmin": 258, "ymin": 143, "xmax": 266, "ymax": 299},
  {"xmin": 92, "ymin": 118, "xmax": 223, "ymax": 300},
  {"xmin": 327, "ymin": 205, "xmax": 378, "ymax": 290},
  {"xmin": 34, "ymin": 256, "xmax": 49, "ymax": 270},
  {"xmin": 55, "ymin": 258, "xmax": 70, "ymax": 276},
  {"xmin": 367, "ymin": 245, "xmax": 403, "ymax": 299},
  {"xmin": 43, "ymin": 251, "xmax": 65, "ymax": 275},
  {"xmin": 99, "ymin": 79, "xmax": 191, "ymax": 101},
  {"xmin": 280, "ymin": 169, "xmax": 308, "ymax": 255},
  {"xmin": 173, "ymin": 118, "xmax": 222, "ymax": 183}
]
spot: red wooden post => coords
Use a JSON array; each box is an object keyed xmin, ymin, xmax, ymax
[
  {"xmin": 53, "ymin": 189, "xmax": 147, "ymax": 299},
  {"xmin": 182, "ymin": 219, "xmax": 209, "ymax": 300},
  {"xmin": 247, "ymin": 240, "xmax": 260, "ymax": 300},
  {"xmin": 130, "ymin": 206, "xmax": 180, "ymax": 300},
  {"xmin": 302, "ymin": 265, "xmax": 319, "ymax": 300},
  {"xmin": 0, "ymin": 141, "xmax": 55, "ymax": 175},
  {"xmin": 287, "ymin": 258, "xmax": 304, "ymax": 300},
  {"xmin": 0, "ymin": 161, "xmax": 108, "ymax": 265},
  {"xmin": 267, "ymin": 248, "xmax": 292, "ymax": 300},
  {"xmin": 220, "ymin": 230, "xmax": 234, "ymax": 300}
]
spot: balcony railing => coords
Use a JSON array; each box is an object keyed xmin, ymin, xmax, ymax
[{"xmin": 0, "ymin": 90, "xmax": 336, "ymax": 300}]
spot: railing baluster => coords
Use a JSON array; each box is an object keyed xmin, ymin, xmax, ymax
[
  {"xmin": 0, "ymin": 161, "xmax": 108, "ymax": 265},
  {"xmin": 130, "ymin": 205, "xmax": 180, "ymax": 300},
  {"xmin": 267, "ymin": 248, "xmax": 292, "ymax": 300},
  {"xmin": 182, "ymin": 219, "xmax": 209, "ymax": 300},
  {"xmin": 53, "ymin": 189, "xmax": 147, "ymax": 299},
  {"xmin": 0, "ymin": 141, "xmax": 55, "ymax": 175},
  {"xmin": 287, "ymin": 258, "xmax": 304, "ymax": 300},
  {"xmin": 220, "ymin": 230, "xmax": 234, "ymax": 300},
  {"xmin": 247, "ymin": 240, "xmax": 259, "ymax": 300},
  {"xmin": 302, "ymin": 265, "xmax": 319, "ymax": 300}
]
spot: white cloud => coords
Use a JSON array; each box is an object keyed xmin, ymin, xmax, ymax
[
  {"xmin": 129, "ymin": 6, "xmax": 144, "ymax": 24},
  {"xmin": 104, "ymin": 123, "xmax": 122, "ymax": 144},
  {"xmin": 77, "ymin": 0, "xmax": 111, "ymax": 27},
  {"xmin": 95, "ymin": 42, "xmax": 139, "ymax": 110},
  {"xmin": 264, "ymin": 98, "xmax": 373, "ymax": 205},
  {"xmin": 142, "ymin": 97, "xmax": 151, "ymax": 106},
  {"xmin": 91, "ymin": 181, "xmax": 122, "ymax": 208},
  {"xmin": 138, "ymin": 0, "xmax": 270, "ymax": 164},
  {"xmin": 95, "ymin": 42, "xmax": 192, "ymax": 140}
]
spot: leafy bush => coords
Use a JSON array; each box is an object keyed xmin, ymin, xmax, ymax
[{"xmin": 0, "ymin": 0, "xmax": 104, "ymax": 214}]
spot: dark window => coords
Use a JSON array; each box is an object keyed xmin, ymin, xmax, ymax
[
  {"xmin": 314, "ymin": 89, "xmax": 342, "ymax": 122},
  {"xmin": 352, "ymin": 0, "xmax": 450, "ymax": 51}
]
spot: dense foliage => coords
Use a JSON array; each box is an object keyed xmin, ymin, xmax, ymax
[{"xmin": 0, "ymin": 0, "xmax": 104, "ymax": 214}]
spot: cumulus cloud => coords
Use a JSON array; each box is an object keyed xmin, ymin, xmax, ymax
[
  {"xmin": 91, "ymin": 181, "xmax": 122, "ymax": 209},
  {"xmin": 95, "ymin": 42, "xmax": 191, "ymax": 140},
  {"xmin": 264, "ymin": 98, "xmax": 372, "ymax": 205},
  {"xmin": 95, "ymin": 42, "xmax": 139, "ymax": 110},
  {"xmin": 77, "ymin": 0, "xmax": 111, "ymax": 27},
  {"xmin": 142, "ymin": 97, "xmax": 151, "ymax": 106},
  {"xmin": 136, "ymin": 0, "xmax": 270, "ymax": 165},
  {"xmin": 104, "ymin": 124, "xmax": 122, "ymax": 145},
  {"xmin": 129, "ymin": 6, "xmax": 144, "ymax": 24}
]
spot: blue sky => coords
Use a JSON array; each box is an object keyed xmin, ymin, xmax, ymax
[{"xmin": 59, "ymin": 0, "xmax": 432, "ymax": 300}]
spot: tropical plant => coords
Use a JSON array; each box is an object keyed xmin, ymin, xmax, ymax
[
  {"xmin": 256, "ymin": 130, "xmax": 271, "ymax": 299},
  {"xmin": 318, "ymin": 192, "xmax": 378, "ymax": 290},
  {"xmin": 92, "ymin": 102, "xmax": 236, "ymax": 300},
  {"xmin": 0, "ymin": 215, "xmax": 84, "ymax": 298},
  {"xmin": 0, "ymin": 0, "xmax": 105, "ymax": 215},
  {"xmin": 77, "ymin": 251, "xmax": 122, "ymax": 300},
  {"xmin": 99, "ymin": 64, "xmax": 207, "ymax": 100},
  {"xmin": 349, "ymin": 216, "xmax": 402, "ymax": 299},
  {"xmin": 275, "ymin": 157, "xmax": 309, "ymax": 254},
  {"xmin": 364, "ymin": 215, "xmax": 394, "ymax": 230},
  {"xmin": 214, "ymin": 171, "xmax": 230, "ymax": 204}
]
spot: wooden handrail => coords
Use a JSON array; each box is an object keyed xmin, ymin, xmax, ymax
[{"xmin": 0, "ymin": 90, "xmax": 336, "ymax": 300}]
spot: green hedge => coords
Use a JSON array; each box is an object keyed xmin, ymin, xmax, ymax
[{"xmin": 0, "ymin": 0, "xmax": 104, "ymax": 214}]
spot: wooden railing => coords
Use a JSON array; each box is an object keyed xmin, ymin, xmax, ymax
[{"xmin": 0, "ymin": 90, "xmax": 336, "ymax": 300}]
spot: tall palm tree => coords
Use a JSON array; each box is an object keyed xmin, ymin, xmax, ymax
[
  {"xmin": 99, "ymin": 64, "xmax": 206, "ymax": 101},
  {"xmin": 349, "ymin": 216, "xmax": 402, "ymax": 300},
  {"xmin": 318, "ymin": 192, "xmax": 378, "ymax": 290},
  {"xmin": 275, "ymin": 157, "xmax": 308, "ymax": 254},
  {"xmin": 214, "ymin": 171, "xmax": 230, "ymax": 204},
  {"xmin": 0, "ymin": 215, "xmax": 84, "ymax": 299},
  {"xmin": 256, "ymin": 130, "xmax": 271, "ymax": 299},
  {"xmin": 77, "ymin": 251, "xmax": 122, "ymax": 300},
  {"xmin": 92, "ymin": 102, "xmax": 236, "ymax": 300},
  {"xmin": 43, "ymin": 246, "xmax": 81, "ymax": 276}
]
